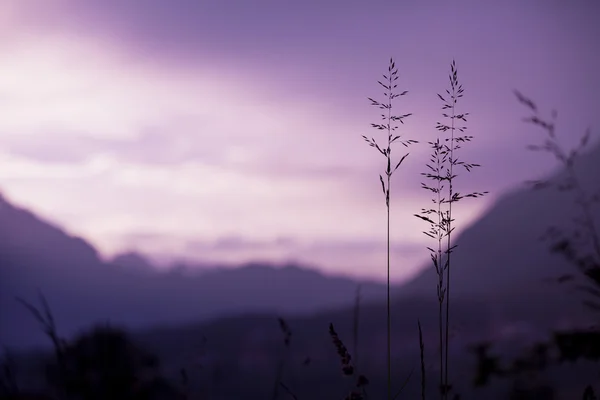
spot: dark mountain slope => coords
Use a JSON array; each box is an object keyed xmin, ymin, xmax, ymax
[
  {"xmin": 0, "ymin": 194, "xmax": 390, "ymax": 349},
  {"xmin": 398, "ymin": 140, "xmax": 600, "ymax": 300}
]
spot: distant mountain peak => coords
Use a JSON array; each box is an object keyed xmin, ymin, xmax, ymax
[{"xmin": 111, "ymin": 251, "xmax": 155, "ymax": 271}]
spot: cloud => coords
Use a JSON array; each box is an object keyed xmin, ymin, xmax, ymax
[
  {"xmin": 0, "ymin": 124, "xmax": 364, "ymax": 183},
  {"xmin": 0, "ymin": 29, "xmax": 370, "ymax": 177}
]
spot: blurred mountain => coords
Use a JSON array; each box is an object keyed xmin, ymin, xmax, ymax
[
  {"xmin": 110, "ymin": 251, "xmax": 156, "ymax": 272},
  {"xmin": 0, "ymin": 194, "xmax": 390, "ymax": 350}
]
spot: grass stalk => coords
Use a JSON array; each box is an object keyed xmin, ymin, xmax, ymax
[
  {"xmin": 272, "ymin": 317, "xmax": 293, "ymax": 400},
  {"xmin": 416, "ymin": 60, "xmax": 487, "ymax": 399},
  {"xmin": 364, "ymin": 57, "xmax": 417, "ymax": 400},
  {"xmin": 353, "ymin": 284, "xmax": 361, "ymax": 375},
  {"xmin": 442, "ymin": 65, "xmax": 457, "ymax": 400},
  {"xmin": 16, "ymin": 291, "xmax": 71, "ymax": 400},
  {"xmin": 418, "ymin": 320, "xmax": 426, "ymax": 400}
]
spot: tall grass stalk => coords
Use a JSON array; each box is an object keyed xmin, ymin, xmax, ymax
[
  {"xmin": 416, "ymin": 60, "xmax": 487, "ymax": 399},
  {"xmin": 16, "ymin": 291, "xmax": 70, "ymax": 400},
  {"xmin": 353, "ymin": 284, "xmax": 361, "ymax": 375},
  {"xmin": 363, "ymin": 57, "xmax": 417, "ymax": 400},
  {"xmin": 418, "ymin": 320, "xmax": 426, "ymax": 400},
  {"xmin": 272, "ymin": 317, "xmax": 294, "ymax": 400}
]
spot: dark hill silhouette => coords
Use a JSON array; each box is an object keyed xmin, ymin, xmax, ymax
[
  {"xmin": 398, "ymin": 140, "xmax": 600, "ymax": 302},
  {"xmin": 0, "ymin": 194, "xmax": 391, "ymax": 350}
]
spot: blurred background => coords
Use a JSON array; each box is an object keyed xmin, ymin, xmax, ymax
[{"xmin": 1, "ymin": 0, "xmax": 599, "ymax": 399}]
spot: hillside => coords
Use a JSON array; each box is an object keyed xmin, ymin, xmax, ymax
[
  {"xmin": 398, "ymin": 140, "xmax": 600, "ymax": 301},
  {"xmin": 0, "ymin": 194, "xmax": 390, "ymax": 349}
]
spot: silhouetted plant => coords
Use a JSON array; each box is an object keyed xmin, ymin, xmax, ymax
[
  {"xmin": 508, "ymin": 379, "xmax": 555, "ymax": 400},
  {"xmin": 46, "ymin": 325, "xmax": 180, "ymax": 400},
  {"xmin": 472, "ymin": 91, "xmax": 600, "ymax": 398},
  {"xmin": 15, "ymin": 292, "xmax": 69, "ymax": 399},
  {"xmin": 179, "ymin": 334, "xmax": 206, "ymax": 399},
  {"xmin": 353, "ymin": 284, "xmax": 361, "ymax": 376},
  {"xmin": 279, "ymin": 381, "xmax": 299, "ymax": 400},
  {"xmin": 470, "ymin": 340, "xmax": 558, "ymax": 398},
  {"xmin": 515, "ymin": 90, "xmax": 600, "ymax": 309},
  {"xmin": 583, "ymin": 385, "xmax": 598, "ymax": 400},
  {"xmin": 16, "ymin": 292, "xmax": 180, "ymax": 400},
  {"xmin": 362, "ymin": 57, "xmax": 417, "ymax": 400},
  {"xmin": 329, "ymin": 323, "xmax": 355, "ymax": 379},
  {"xmin": 470, "ymin": 342, "xmax": 503, "ymax": 388},
  {"xmin": 0, "ymin": 348, "xmax": 20, "ymax": 397},
  {"xmin": 471, "ymin": 329, "xmax": 600, "ymax": 395},
  {"xmin": 328, "ymin": 323, "xmax": 369, "ymax": 400},
  {"xmin": 418, "ymin": 320, "xmax": 426, "ymax": 400},
  {"xmin": 553, "ymin": 329, "xmax": 600, "ymax": 363},
  {"xmin": 415, "ymin": 60, "xmax": 487, "ymax": 399},
  {"xmin": 272, "ymin": 317, "xmax": 296, "ymax": 400},
  {"xmin": 516, "ymin": 91, "xmax": 600, "ymax": 398}
]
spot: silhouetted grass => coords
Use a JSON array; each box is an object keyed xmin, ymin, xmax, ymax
[
  {"xmin": 328, "ymin": 322, "xmax": 370, "ymax": 400},
  {"xmin": 515, "ymin": 90, "xmax": 600, "ymax": 310},
  {"xmin": 0, "ymin": 348, "xmax": 19, "ymax": 397},
  {"xmin": 362, "ymin": 57, "xmax": 417, "ymax": 400},
  {"xmin": 12, "ymin": 295, "xmax": 180, "ymax": 400},
  {"xmin": 353, "ymin": 285, "xmax": 361, "ymax": 376},
  {"xmin": 418, "ymin": 320, "xmax": 426, "ymax": 400},
  {"xmin": 14, "ymin": 292, "xmax": 70, "ymax": 400},
  {"xmin": 415, "ymin": 60, "xmax": 488, "ymax": 399},
  {"xmin": 515, "ymin": 91, "xmax": 600, "ymax": 398},
  {"xmin": 272, "ymin": 317, "xmax": 294, "ymax": 400}
]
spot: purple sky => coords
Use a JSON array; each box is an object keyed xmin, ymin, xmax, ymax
[{"xmin": 0, "ymin": 0, "xmax": 598, "ymax": 282}]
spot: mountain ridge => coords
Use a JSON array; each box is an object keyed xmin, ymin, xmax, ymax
[{"xmin": 0, "ymin": 193, "xmax": 391, "ymax": 350}]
